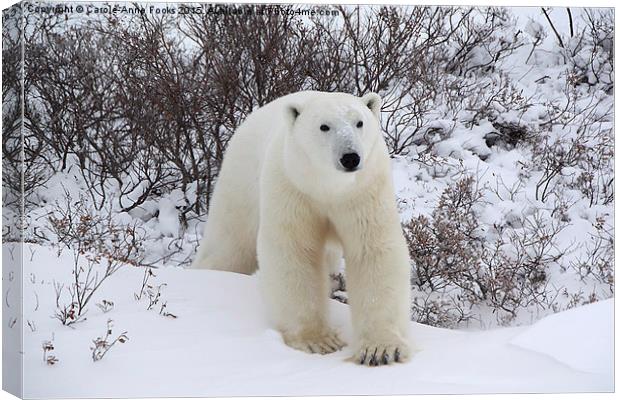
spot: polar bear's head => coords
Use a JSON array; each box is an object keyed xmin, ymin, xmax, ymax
[{"xmin": 284, "ymin": 92, "xmax": 383, "ymax": 196}]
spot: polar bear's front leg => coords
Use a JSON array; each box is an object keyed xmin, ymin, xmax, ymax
[
  {"xmin": 331, "ymin": 188, "xmax": 412, "ymax": 366},
  {"xmin": 257, "ymin": 189, "xmax": 345, "ymax": 355},
  {"xmin": 345, "ymin": 231, "xmax": 412, "ymax": 366}
]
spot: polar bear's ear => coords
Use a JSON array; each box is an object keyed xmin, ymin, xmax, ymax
[
  {"xmin": 286, "ymin": 104, "xmax": 301, "ymax": 125},
  {"xmin": 361, "ymin": 93, "xmax": 382, "ymax": 118}
]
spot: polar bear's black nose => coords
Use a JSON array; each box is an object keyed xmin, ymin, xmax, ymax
[{"xmin": 340, "ymin": 153, "xmax": 360, "ymax": 171}]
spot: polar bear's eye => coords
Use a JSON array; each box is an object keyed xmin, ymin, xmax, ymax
[
  {"xmin": 320, "ymin": 124, "xmax": 330, "ymax": 132},
  {"xmin": 356, "ymin": 121, "xmax": 363, "ymax": 128}
]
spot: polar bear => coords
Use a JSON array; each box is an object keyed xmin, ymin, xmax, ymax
[{"xmin": 192, "ymin": 91, "xmax": 412, "ymax": 366}]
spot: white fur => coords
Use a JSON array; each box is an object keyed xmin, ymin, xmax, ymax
[{"xmin": 192, "ymin": 91, "xmax": 412, "ymax": 365}]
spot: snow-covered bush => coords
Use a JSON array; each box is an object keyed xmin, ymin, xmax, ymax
[
  {"xmin": 405, "ymin": 177, "xmax": 484, "ymax": 293},
  {"xmin": 403, "ymin": 177, "xmax": 574, "ymax": 327},
  {"xmin": 561, "ymin": 9, "xmax": 614, "ymax": 90},
  {"xmin": 404, "ymin": 177, "xmax": 485, "ymax": 326},
  {"xmin": 444, "ymin": 8, "xmax": 525, "ymax": 76}
]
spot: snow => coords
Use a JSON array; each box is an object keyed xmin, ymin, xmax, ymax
[
  {"xmin": 511, "ymin": 299, "xmax": 614, "ymax": 377},
  {"xmin": 157, "ymin": 197, "xmax": 180, "ymax": 237},
  {"xmin": 6, "ymin": 243, "xmax": 613, "ymax": 398}
]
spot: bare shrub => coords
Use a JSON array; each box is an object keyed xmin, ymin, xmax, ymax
[
  {"xmin": 404, "ymin": 177, "xmax": 485, "ymax": 326},
  {"xmin": 481, "ymin": 212, "xmax": 568, "ymax": 323},
  {"xmin": 405, "ymin": 177, "xmax": 484, "ymax": 293},
  {"xmin": 411, "ymin": 293, "xmax": 475, "ymax": 328},
  {"xmin": 48, "ymin": 192, "xmax": 146, "ymax": 325},
  {"xmin": 42, "ymin": 338, "xmax": 59, "ymax": 365},
  {"xmin": 532, "ymin": 78, "xmax": 613, "ymax": 204},
  {"xmin": 308, "ymin": 6, "xmax": 527, "ymax": 155},
  {"xmin": 134, "ymin": 267, "xmax": 155, "ymax": 301},
  {"xmin": 2, "ymin": 10, "xmax": 58, "ymax": 249},
  {"xmin": 145, "ymin": 283, "xmax": 167, "ymax": 311},
  {"xmin": 159, "ymin": 302, "xmax": 177, "ymax": 319},
  {"xmin": 96, "ymin": 300, "xmax": 115, "ymax": 314},
  {"xmin": 569, "ymin": 217, "xmax": 614, "ymax": 292},
  {"xmin": 134, "ymin": 266, "xmax": 177, "ymax": 317},
  {"xmin": 561, "ymin": 287, "xmax": 599, "ymax": 310},
  {"xmin": 90, "ymin": 319, "xmax": 128, "ymax": 362},
  {"xmin": 532, "ymin": 132, "xmax": 589, "ymax": 203}
]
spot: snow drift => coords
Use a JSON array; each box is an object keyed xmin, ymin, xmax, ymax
[{"xmin": 4, "ymin": 244, "xmax": 613, "ymax": 398}]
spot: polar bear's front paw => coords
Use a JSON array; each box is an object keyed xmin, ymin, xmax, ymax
[
  {"xmin": 354, "ymin": 340, "xmax": 411, "ymax": 366},
  {"xmin": 283, "ymin": 330, "xmax": 346, "ymax": 355}
]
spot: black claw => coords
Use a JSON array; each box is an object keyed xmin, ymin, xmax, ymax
[
  {"xmin": 307, "ymin": 345, "xmax": 314, "ymax": 353},
  {"xmin": 369, "ymin": 348, "xmax": 378, "ymax": 366},
  {"xmin": 394, "ymin": 348, "xmax": 400, "ymax": 362},
  {"xmin": 359, "ymin": 349, "xmax": 368, "ymax": 365},
  {"xmin": 381, "ymin": 349, "xmax": 389, "ymax": 365}
]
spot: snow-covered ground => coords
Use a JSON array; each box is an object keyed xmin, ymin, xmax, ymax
[{"xmin": 4, "ymin": 243, "xmax": 613, "ymax": 398}]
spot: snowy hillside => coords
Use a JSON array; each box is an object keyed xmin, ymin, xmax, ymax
[
  {"xmin": 3, "ymin": 243, "xmax": 613, "ymax": 397},
  {"xmin": 4, "ymin": 5, "xmax": 613, "ymax": 330}
]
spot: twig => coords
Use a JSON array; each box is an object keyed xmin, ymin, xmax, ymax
[
  {"xmin": 91, "ymin": 319, "xmax": 128, "ymax": 362},
  {"xmin": 541, "ymin": 7, "xmax": 565, "ymax": 48}
]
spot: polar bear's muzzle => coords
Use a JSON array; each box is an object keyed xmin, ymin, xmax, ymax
[
  {"xmin": 339, "ymin": 152, "xmax": 361, "ymax": 172},
  {"xmin": 333, "ymin": 126, "xmax": 363, "ymax": 173}
]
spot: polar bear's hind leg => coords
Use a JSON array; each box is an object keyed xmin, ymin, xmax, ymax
[{"xmin": 191, "ymin": 182, "xmax": 259, "ymax": 274}]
